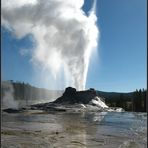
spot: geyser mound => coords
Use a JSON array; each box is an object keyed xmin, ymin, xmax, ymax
[
  {"xmin": 54, "ymin": 87, "xmax": 108, "ymax": 108},
  {"xmin": 29, "ymin": 87, "xmax": 109, "ymax": 112}
]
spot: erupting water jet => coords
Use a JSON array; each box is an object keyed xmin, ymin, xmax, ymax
[{"xmin": 2, "ymin": 0, "xmax": 99, "ymax": 90}]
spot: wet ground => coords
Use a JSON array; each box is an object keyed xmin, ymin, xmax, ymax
[{"xmin": 1, "ymin": 110, "xmax": 147, "ymax": 148}]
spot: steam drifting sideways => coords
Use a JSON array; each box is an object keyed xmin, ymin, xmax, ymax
[{"xmin": 2, "ymin": 0, "xmax": 99, "ymax": 90}]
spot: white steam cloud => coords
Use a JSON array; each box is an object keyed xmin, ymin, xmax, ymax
[
  {"xmin": 2, "ymin": 0, "xmax": 99, "ymax": 90},
  {"xmin": 1, "ymin": 81, "xmax": 18, "ymax": 109}
]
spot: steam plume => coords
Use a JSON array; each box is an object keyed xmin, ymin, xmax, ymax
[
  {"xmin": 2, "ymin": 0, "xmax": 99, "ymax": 90},
  {"xmin": 1, "ymin": 81, "xmax": 18, "ymax": 109}
]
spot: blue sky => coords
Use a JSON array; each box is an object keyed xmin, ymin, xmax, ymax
[{"xmin": 2, "ymin": 0, "xmax": 147, "ymax": 92}]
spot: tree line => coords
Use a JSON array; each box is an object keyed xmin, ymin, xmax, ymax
[{"xmin": 103, "ymin": 89, "xmax": 146, "ymax": 112}]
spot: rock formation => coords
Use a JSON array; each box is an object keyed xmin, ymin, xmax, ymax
[{"xmin": 53, "ymin": 87, "xmax": 104, "ymax": 105}]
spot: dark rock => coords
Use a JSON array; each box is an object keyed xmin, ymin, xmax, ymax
[
  {"xmin": 63, "ymin": 87, "xmax": 76, "ymax": 96},
  {"xmin": 53, "ymin": 87, "xmax": 98, "ymax": 104},
  {"xmin": 3, "ymin": 108, "xmax": 23, "ymax": 113}
]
